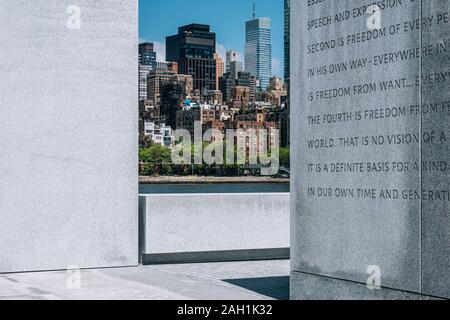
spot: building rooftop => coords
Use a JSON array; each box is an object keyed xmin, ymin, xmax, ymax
[
  {"xmin": 0, "ymin": 260, "xmax": 289, "ymax": 300},
  {"xmin": 179, "ymin": 23, "xmax": 211, "ymax": 33}
]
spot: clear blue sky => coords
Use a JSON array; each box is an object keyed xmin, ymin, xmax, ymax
[{"xmin": 139, "ymin": 0, "xmax": 284, "ymax": 77}]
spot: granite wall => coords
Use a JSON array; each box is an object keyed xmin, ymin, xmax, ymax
[
  {"xmin": 291, "ymin": 0, "xmax": 450, "ymax": 299},
  {"xmin": 139, "ymin": 193, "xmax": 290, "ymax": 260},
  {"xmin": 0, "ymin": 1, "xmax": 138, "ymax": 273}
]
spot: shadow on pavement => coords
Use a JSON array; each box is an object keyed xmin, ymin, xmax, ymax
[{"xmin": 223, "ymin": 276, "xmax": 289, "ymax": 300}]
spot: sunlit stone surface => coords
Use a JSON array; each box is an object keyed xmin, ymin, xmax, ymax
[{"xmin": 0, "ymin": 0, "xmax": 138, "ymax": 272}]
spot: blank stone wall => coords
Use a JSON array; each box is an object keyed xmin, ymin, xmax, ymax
[{"xmin": 0, "ymin": 1, "xmax": 138, "ymax": 272}]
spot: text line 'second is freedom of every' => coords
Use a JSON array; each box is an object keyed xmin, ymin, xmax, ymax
[{"xmin": 307, "ymin": 13, "xmax": 449, "ymax": 54}]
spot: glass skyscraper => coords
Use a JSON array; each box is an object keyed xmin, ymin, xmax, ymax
[
  {"xmin": 138, "ymin": 43, "xmax": 157, "ymax": 101},
  {"xmin": 245, "ymin": 18, "xmax": 272, "ymax": 91},
  {"xmin": 166, "ymin": 24, "xmax": 217, "ymax": 93},
  {"xmin": 139, "ymin": 42, "xmax": 157, "ymax": 70}
]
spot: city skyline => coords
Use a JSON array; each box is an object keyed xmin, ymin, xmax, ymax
[{"xmin": 139, "ymin": 0, "xmax": 284, "ymax": 77}]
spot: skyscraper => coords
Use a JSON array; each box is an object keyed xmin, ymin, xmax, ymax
[
  {"xmin": 214, "ymin": 53, "xmax": 224, "ymax": 91},
  {"xmin": 284, "ymin": 0, "xmax": 290, "ymax": 86},
  {"xmin": 245, "ymin": 17, "xmax": 272, "ymax": 91},
  {"xmin": 139, "ymin": 42, "xmax": 157, "ymax": 102},
  {"xmin": 139, "ymin": 42, "xmax": 157, "ymax": 70},
  {"xmin": 229, "ymin": 60, "xmax": 244, "ymax": 79},
  {"xmin": 139, "ymin": 64, "xmax": 152, "ymax": 101},
  {"xmin": 226, "ymin": 50, "xmax": 238, "ymax": 73},
  {"xmin": 166, "ymin": 24, "xmax": 217, "ymax": 94}
]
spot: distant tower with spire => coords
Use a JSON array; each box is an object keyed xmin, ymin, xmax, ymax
[{"xmin": 245, "ymin": 1, "xmax": 272, "ymax": 91}]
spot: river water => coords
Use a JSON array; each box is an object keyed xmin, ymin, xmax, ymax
[{"xmin": 139, "ymin": 183, "xmax": 290, "ymax": 194}]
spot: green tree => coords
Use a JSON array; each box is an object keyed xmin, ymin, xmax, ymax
[
  {"xmin": 279, "ymin": 147, "xmax": 290, "ymax": 167},
  {"xmin": 139, "ymin": 145, "xmax": 172, "ymax": 176}
]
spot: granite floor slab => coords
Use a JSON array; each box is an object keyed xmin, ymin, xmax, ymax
[{"xmin": 0, "ymin": 260, "xmax": 290, "ymax": 300}]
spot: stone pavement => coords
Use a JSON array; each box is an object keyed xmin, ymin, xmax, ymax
[{"xmin": 0, "ymin": 260, "xmax": 290, "ymax": 300}]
